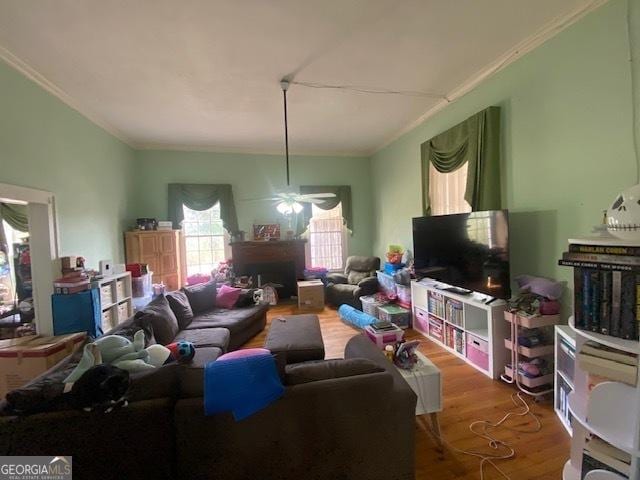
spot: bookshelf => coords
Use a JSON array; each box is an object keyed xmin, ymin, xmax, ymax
[
  {"xmin": 96, "ymin": 272, "xmax": 133, "ymax": 332},
  {"xmin": 562, "ymin": 235, "xmax": 640, "ymax": 480},
  {"xmin": 555, "ymin": 325, "xmax": 577, "ymax": 436},
  {"xmin": 411, "ymin": 278, "xmax": 508, "ymax": 379}
]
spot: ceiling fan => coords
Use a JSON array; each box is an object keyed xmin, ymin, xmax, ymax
[{"xmin": 261, "ymin": 79, "xmax": 336, "ymax": 216}]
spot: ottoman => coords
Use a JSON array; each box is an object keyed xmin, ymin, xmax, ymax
[{"xmin": 264, "ymin": 314, "xmax": 325, "ymax": 364}]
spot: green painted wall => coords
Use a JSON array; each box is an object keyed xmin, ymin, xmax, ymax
[
  {"xmin": 132, "ymin": 150, "xmax": 373, "ymax": 257},
  {"xmin": 0, "ymin": 60, "xmax": 135, "ymax": 266},
  {"xmin": 371, "ymin": 0, "xmax": 636, "ymax": 304}
]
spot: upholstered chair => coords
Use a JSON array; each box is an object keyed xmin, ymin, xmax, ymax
[{"xmin": 325, "ymin": 256, "xmax": 380, "ymax": 309}]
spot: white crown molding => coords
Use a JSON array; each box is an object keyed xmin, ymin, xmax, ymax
[
  {"xmin": 367, "ymin": 0, "xmax": 611, "ymax": 157},
  {"xmin": 0, "ymin": 44, "xmax": 135, "ymax": 147},
  {"xmin": 134, "ymin": 142, "xmax": 368, "ymax": 158},
  {"xmin": 0, "ymin": 0, "xmax": 609, "ymax": 158}
]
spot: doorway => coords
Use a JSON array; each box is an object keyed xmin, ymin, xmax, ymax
[{"xmin": 0, "ymin": 183, "xmax": 58, "ymax": 336}]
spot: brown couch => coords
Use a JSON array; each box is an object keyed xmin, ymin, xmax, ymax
[{"xmin": 0, "ymin": 304, "xmax": 416, "ymax": 480}]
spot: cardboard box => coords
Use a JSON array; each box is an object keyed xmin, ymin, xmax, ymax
[
  {"xmin": 297, "ymin": 280, "xmax": 325, "ymax": 310},
  {"xmin": 0, "ymin": 332, "xmax": 86, "ymax": 398}
]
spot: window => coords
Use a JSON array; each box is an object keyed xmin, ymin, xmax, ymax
[
  {"xmin": 308, "ymin": 203, "xmax": 346, "ymax": 270},
  {"xmin": 182, "ymin": 203, "xmax": 228, "ymax": 276},
  {"xmin": 429, "ymin": 163, "xmax": 472, "ymax": 215}
]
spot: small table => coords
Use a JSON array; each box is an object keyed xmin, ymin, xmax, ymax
[{"xmin": 396, "ymin": 351, "xmax": 443, "ymax": 449}]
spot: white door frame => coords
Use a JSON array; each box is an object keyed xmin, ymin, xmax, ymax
[{"xmin": 0, "ymin": 183, "xmax": 59, "ymax": 335}]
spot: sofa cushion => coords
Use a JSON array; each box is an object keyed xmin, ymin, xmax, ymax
[
  {"xmin": 347, "ymin": 270, "xmax": 369, "ymax": 285},
  {"xmin": 135, "ymin": 295, "xmax": 179, "ymax": 345},
  {"xmin": 173, "ymin": 328, "xmax": 230, "ymax": 351},
  {"xmin": 127, "ymin": 363, "xmax": 181, "ymax": 403},
  {"xmin": 179, "ymin": 346, "xmax": 224, "ymax": 398},
  {"xmin": 166, "ymin": 290, "xmax": 194, "ymax": 329},
  {"xmin": 284, "ymin": 358, "xmax": 384, "ymax": 385},
  {"xmin": 185, "ymin": 303, "xmax": 268, "ymax": 333},
  {"xmin": 183, "ymin": 281, "xmax": 217, "ymax": 314}
]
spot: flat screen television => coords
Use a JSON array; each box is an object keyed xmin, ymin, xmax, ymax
[{"xmin": 412, "ymin": 210, "xmax": 510, "ymax": 299}]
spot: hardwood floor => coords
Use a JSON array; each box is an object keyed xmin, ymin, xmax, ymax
[{"xmin": 248, "ymin": 303, "xmax": 570, "ymax": 480}]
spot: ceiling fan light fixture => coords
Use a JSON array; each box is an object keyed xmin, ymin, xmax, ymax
[{"xmin": 276, "ymin": 200, "xmax": 302, "ymax": 215}]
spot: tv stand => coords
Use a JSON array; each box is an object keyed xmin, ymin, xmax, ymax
[
  {"xmin": 411, "ymin": 279, "xmax": 508, "ymax": 379},
  {"xmin": 438, "ymin": 286, "xmax": 473, "ymax": 295}
]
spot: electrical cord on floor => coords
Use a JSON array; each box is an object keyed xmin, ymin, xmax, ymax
[{"xmin": 412, "ymin": 368, "xmax": 542, "ymax": 480}]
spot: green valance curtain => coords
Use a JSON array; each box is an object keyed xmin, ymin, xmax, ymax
[
  {"xmin": 421, "ymin": 106, "xmax": 501, "ymax": 214},
  {"xmin": 0, "ymin": 203, "xmax": 29, "ymax": 232},
  {"xmin": 298, "ymin": 185, "xmax": 353, "ymax": 234},
  {"xmin": 168, "ymin": 183, "xmax": 239, "ymax": 234}
]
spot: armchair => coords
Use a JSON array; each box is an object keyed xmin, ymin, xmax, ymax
[{"xmin": 325, "ymin": 256, "xmax": 381, "ymax": 309}]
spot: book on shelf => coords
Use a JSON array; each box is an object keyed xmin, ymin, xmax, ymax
[
  {"xmin": 582, "ymin": 446, "xmax": 631, "ymax": 478},
  {"xmin": 581, "ymin": 341, "xmax": 637, "ymax": 366},
  {"xmin": 567, "ymin": 264, "xmax": 639, "ymax": 340},
  {"xmin": 559, "ymin": 259, "xmax": 640, "ymax": 272},
  {"xmin": 577, "ymin": 352, "xmax": 638, "ymax": 386},
  {"xmin": 570, "ymin": 243, "xmax": 640, "ymax": 256},
  {"xmin": 586, "ymin": 436, "xmax": 632, "ymax": 466},
  {"xmin": 563, "ymin": 251, "xmax": 640, "ymax": 266}
]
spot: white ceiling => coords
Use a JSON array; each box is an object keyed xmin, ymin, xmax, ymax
[{"xmin": 0, "ymin": 0, "xmax": 601, "ymax": 156}]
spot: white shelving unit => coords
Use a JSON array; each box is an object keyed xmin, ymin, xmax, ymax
[
  {"xmin": 411, "ymin": 278, "xmax": 508, "ymax": 379},
  {"xmin": 96, "ymin": 272, "xmax": 133, "ymax": 332},
  {"xmin": 564, "ymin": 316, "xmax": 640, "ymax": 480},
  {"xmin": 555, "ymin": 324, "xmax": 576, "ymax": 436}
]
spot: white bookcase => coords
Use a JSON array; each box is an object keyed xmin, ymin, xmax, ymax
[
  {"xmin": 96, "ymin": 272, "xmax": 133, "ymax": 332},
  {"xmin": 555, "ymin": 324, "xmax": 577, "ymax": 436},
  {"xmin": 564, "ymin": 316, "xmax": 640, "ymax": 480},
  {"xmin": 411, "ymin": 278, "xmax": 508, "ymax": 379}
]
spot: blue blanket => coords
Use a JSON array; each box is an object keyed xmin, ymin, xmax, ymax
[{"xmin": 204, "ymin": 354, "xmax": 284, "ymax": 421}]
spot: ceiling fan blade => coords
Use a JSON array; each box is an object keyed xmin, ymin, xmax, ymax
[
  {"xmin": 297, "ymin": 198, "xmax": 325, "ymax": 204},
  {"xmin": 296, "ymin": 193, "xmax": 336, "ymax": 200},
  {"xmin": 242, "ymin": 197, "xmax": 282, "ymax": 202}
]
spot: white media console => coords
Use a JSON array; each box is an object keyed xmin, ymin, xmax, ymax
[{"xmin": 411, "ymin": 278, "xmax": 509, "ymax": 379}]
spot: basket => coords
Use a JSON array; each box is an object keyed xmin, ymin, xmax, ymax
[{"xmin": 360, "ymin": 295, "xmax": 384, "ymax": 318}]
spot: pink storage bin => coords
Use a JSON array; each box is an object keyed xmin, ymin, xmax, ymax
[
  {"xmin": 466, "ymin": 334, "xmax": 489, "ymax": 371},
  {"xmin": 414, "ymin": 308, "xmax": 429, "ymax": 333},
  {"xmin": 396, "ymin": 284, "xmax": 412, "ymax": 309},
  {"xmin": 364, "ymin": 324, "xmax": 404, "ymax": 349}
]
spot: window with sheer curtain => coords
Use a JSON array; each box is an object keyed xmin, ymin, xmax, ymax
[
  {"xmin": 428, "ymin": 162, "xmax": 472, "ymax": 216},
  {"xmin": 308, "ymin": 203, "xmax": 346, "ymax": 270},
  {"xmin": 182, "ymin": 203, "xmax": 229, "ymax": 276}
]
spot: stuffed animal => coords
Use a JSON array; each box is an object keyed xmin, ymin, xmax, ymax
[
  {"xmin": 64, "ymin": 330, "xmax": 171, "ymax": 385},
  {"xmin": 165, "ymin": 341, "xmax": 196, "ymax": 364}
]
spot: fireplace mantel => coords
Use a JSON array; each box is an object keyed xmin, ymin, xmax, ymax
[{"xmin": 230, "ymin": 240, "xmax": 307, "ymax": 297}]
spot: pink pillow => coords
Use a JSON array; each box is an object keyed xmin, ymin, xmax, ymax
[
  {"xmin": 217, "ymin": 348, "xmax": 271, "ymax": 361},
  {"xmin": 216, "ymin": 284, "xmax": 242, "ymax": 309}
]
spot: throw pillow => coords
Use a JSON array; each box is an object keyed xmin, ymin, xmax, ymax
[
  {"xmin": 183, "ymin": 281, "xmax": 217, "ymax": 314},
  {"xmin": 166, "ymin": 290, "xmax": 195, "ymax": 329},
  {"xmin": 135, "ymin": 295, "xmax": 179, "ymax": 345},
  {"xmin": 234, "ymin": 288, "xmax": 257, "ymax": 308},
  {"xmin": 216, "ymin": 284, "xmax": 242, "ymax": 309},
  {"xmin": 284, "ymin": 358, "xmax": 384, "ymax": 385}
]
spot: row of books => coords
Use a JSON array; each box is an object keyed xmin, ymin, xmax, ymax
[
  {"xmin": 427, "ymin": 292, "xmax": 445, "ymax": 319},
  {"xmin": 560, "ymin": 252, "xmax": 640, "ymax": 340},
  {"xmin": 445, "ymin": 299, "xmax": 463, "ymax": 327},
  {"xmin": 444, "ymin": 324, "xmax": 464, "ymax": 355},
  {"xmin": 578, "ymin": 340, "xmax": 638, "ymax": 387},
  {"xmin": 582, "ymin": 435, "xmax": 631, "ymax": 478}
]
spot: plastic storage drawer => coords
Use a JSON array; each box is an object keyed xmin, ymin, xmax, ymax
[{"xmin": 466, "ymin": 333, "xmax": 489, "ymax": 371}]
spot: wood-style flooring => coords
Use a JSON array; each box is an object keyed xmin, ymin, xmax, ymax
[{"xmin": 246, "ymin": 303, "xmax": 570, "ymax": 480}]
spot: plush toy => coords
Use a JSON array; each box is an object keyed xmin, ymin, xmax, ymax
[
  {"xmin": 64, "ymin": 330, "xmax": 171, "ymax": 384},
  {"xmin": 165, "ymin": 341, "xmax": 196, "ymax": 364}
]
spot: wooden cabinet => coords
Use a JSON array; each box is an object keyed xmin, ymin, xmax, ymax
[{"xmin": 125, "ymin": 230, "xmax": 184, "ymax": 291}]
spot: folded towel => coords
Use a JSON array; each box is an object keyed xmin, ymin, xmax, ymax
[{"xmin": 204, "ymin": 353, "xmax": 284, "ymax": 421}]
